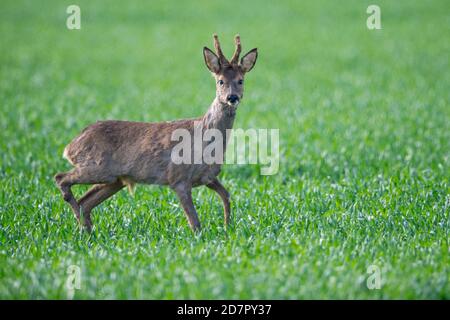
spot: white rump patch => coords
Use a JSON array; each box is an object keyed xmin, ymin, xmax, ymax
[{"xmin": 62, "ymin": 147, "xmax": 74, "ymax": 165}]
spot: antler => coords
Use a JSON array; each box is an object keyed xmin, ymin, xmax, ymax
[
  {"xmin": 230, "ymin": 34, "xmax": 241, "ymax": 65},
  {"xmin": 213, "ymin": 34, "xmax": 229, "ymax": 66}
]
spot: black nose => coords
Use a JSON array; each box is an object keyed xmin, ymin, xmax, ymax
[{"xmin": 227, "ymin": 94, "xmax": 239, "ymax": 103}]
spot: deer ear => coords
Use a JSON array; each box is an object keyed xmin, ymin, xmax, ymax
[
  {"xmin": 240, "ymin": 48, "xmax": 258, "ymax": 73},
  {"xmin": 203, "ymin": 47, "xmax": 221, "ymax": 73}
]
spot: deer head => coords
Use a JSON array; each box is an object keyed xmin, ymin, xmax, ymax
[{"xmin": 203, "ymin": 34, "xmax": 258, "ymax": 108}]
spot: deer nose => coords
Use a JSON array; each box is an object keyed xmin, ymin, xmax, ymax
[{"xmin": 227, "ymin": 94, "xmax": 239, "ymax": 104}]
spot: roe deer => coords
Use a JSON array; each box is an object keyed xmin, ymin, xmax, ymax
[{"xmin": 54, "ymin": 34, "xmax": 258, "ymax": 233}]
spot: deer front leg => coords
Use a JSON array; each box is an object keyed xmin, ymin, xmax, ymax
[
  {"xmin": 173, "ymin": 183, "xmax": 201, "ymax": 232},
  {"xmin": 206, "ymin": 178, "xmax": 231, "ymax": 226}
]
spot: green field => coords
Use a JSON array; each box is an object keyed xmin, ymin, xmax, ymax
[{"xmin": 0, "ymin": 0, "xmax": 449, "ymax": 299}]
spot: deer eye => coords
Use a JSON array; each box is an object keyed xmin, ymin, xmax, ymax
[
  {"xmin": 238, "ymin": 79, "xmax": 243, "ymax": 85},
  {"xmin": 218, "ymin": 80, "xmax": 224, "ymax": 86}
]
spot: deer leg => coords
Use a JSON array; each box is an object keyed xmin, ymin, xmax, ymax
[
  {"xmin": 206, "ymin": 178, "xmax": 231, "ymax": 226},
  {"xmin": 172, "ymin": 183, "xmax": 201, "ymax": 232},
  {"xmin": 78, "ymin": 181, "xmax": 125, "ymax": 232},
  {"xmin": 54, "ymin": 171, "xmax": 82, "ymax": 222},
  {"xmin": 76, "ymin": 184, "xmax": 103, "ymax": 231},
  {"xmin": 54, "ymin": 168, "xmax": 117, "ymax": 228}
]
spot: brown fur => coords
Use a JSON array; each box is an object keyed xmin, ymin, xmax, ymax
[{"xmin": 54, "ymin": 34, "xmax": 258, "ymax": 232}]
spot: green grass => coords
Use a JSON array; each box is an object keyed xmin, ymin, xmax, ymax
[{"xmin": 0, "ymin": 0, "xmax": 449, "ymax": 299}]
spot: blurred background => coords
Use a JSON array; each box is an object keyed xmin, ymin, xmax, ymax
[{"xmin": 0, "ymin": 0, "xmax": 448, "ymax": 299}]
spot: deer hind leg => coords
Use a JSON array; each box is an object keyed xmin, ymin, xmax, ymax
[
  {"xmin": 75, "ymin": 184, "xmax": 103, "ymax": 231},
  {"xmin": 172, "ymin": 183, "xmax": 201, "ymax": 232},
  {"xmin": 54, "ymin": 167, "xmax": 117, "ymax": 228},
  {"xmin": 54, "ymin": 170, "xmax": 82, "ymax": 222},
  {"xmin": 206, "ymin": 178, "xmax": 231, "ymax": 226},
  {"xmin": 78, "ymin": 181, "xmax": 125, "ymax": 232}
]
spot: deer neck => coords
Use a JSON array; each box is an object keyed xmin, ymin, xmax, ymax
[{"xmin": 201, "ymin": 97, "xmax": 236, "ymax": 133}]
